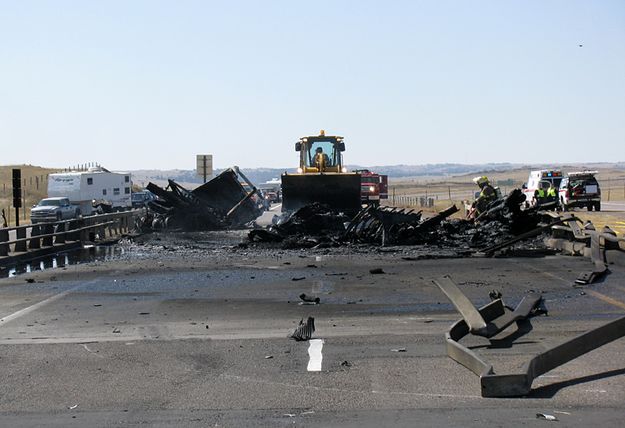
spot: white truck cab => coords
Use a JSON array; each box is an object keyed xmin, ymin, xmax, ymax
[
  {"xmin": 522, "ymin": 170, "xmax": 563, "ymax": 206},
  {"xmin": 30, "ymin": 197, "xmax": 80, "ymax": 223}
]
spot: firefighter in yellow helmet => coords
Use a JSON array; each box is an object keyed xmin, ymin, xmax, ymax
[{"xmin": 471, "ymin": 176, "xmax": 497, "ymax": 217}]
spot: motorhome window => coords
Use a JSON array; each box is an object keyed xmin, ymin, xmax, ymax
[
  {"xmin": 102, "ymin": 189, "xmax": 107, "ymax": 196},
  {"xmin": 114, "ymin": 188, "xmax": 120, "ymax": 195},
  {"xmin": 125, "ymin": 176, "xmax": 130, "ymax": 183},
  {"xmin": 87, "ymin": 178, "xmax": 93, "ymax": 185},
  {"xmin": 125, "ymin": 187, "xmax": 130, "ymax": 194}
]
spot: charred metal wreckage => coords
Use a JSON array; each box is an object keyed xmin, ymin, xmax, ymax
[{"xmin": 138, "ymin": 167, "xmax": 264, "ymax": 231}]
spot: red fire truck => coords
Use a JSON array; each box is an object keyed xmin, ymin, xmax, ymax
[{"xmin": 353, "ymin": 170, "xmax": 388, "ymax": 206}]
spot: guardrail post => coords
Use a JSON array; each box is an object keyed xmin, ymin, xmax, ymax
[
  {"xmin": 0, "ymin": 228, "xmax": 9, "ymax": 256},
  {"xmin": 15, "ymin": 228, "xmax": 27, "ymax": 252},
  {"xmin": 42, "ymin": 224, "xmax": 54, "ymax": 246},
  {"xmin": 29, "ymin": 225, "xmax": 41, "ymax": 249},
  {"xmin": 55, "ymin": 222, "xmax": 66, "ymax": 244},
  {"xmin": 67, "ymin": 220, "xmax": 79, "ymax": 241}
]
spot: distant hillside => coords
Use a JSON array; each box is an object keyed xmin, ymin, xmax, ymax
[{"xmin": 130, "ymin": 162, "xmax": 625, "ymax": 188}]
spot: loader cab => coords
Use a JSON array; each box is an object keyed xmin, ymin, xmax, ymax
[{"xmin": 295, "ymin": 133, "xmax": 346, "ymax": 173}]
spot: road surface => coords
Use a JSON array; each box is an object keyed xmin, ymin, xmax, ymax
[{"xmin": 1, "ymin": 233, "xmax": 625, "ymax": 427}]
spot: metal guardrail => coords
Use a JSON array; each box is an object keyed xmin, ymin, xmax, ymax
[
  {"xmin": 0, "ymin": 211, "xmax": 140, "ymax": 260},
  {"xmin": 434, "ymin": 276, "xmax": 625, "ymax": 397}
]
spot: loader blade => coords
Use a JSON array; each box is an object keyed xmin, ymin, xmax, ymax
[{"xmin": 281, "ymin": 173, "xmax": 361, "ymax": 215}]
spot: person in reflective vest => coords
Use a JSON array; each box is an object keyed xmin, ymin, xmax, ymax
[
  {"xmin": 534, "ymin": 185, "xmax": 546, "ymax": 206},
  {"xmin": 546, "ymin": 183, "xmax": 557, "ymax": 200},
  {"xmin": 472, "ymin": 176, "xmax": 497, "ymax": 216}
]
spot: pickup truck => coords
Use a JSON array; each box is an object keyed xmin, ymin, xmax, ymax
[
  {"xmin": 30, "ymin": 197, "xmax": 81, "ymax": 224},
  {"xmin": 559, "ymin": 171, "xmax": 601, "ymax": 211}
]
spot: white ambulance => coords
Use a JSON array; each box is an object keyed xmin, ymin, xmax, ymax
[{"xmin": 521, "ymin": 170, "xmax": 563, "ymax": 206}]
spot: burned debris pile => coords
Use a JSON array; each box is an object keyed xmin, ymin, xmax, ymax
[
  {"xmin": 139, "ymin": 168, "xmax": 263, "ymax": 231},
  {"xmin": 249, "ymin": 203, "xmax": 350, "ymax": 248},
  {"xmin": 248, "ymin": 188, "xmax": 555, "ymax": 254}
]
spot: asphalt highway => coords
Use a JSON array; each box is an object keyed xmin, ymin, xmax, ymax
[{"xmin": 1, "ymin": 235, "xmax": 625, "ymax": 427}]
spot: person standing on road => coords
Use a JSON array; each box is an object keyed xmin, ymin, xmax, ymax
[
  {"xmin": 545, "ymin": 182, "xmax": 557, "ymax": 207},
  {"xmin": 533, "ymin": 183, "xmax": 547, "ymax": 207}
]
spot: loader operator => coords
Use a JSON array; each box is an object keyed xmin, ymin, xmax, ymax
[
  {"xmin": 471, "ymin": 176, "xmax": 496, "ymax": 217},
  {"xmin": 314, "ymin": 147, "xmax": 330, "ymax": 171}
]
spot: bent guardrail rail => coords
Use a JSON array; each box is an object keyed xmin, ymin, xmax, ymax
[{"xmin": 434, "ymin": 276, "xmax": 625, "ymax": 397}]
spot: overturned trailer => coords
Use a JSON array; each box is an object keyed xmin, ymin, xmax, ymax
[{"xmin": 143, "ymin": 168, "xmax": 263, "ymax": 231}]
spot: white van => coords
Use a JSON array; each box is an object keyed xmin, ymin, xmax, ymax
[
  {"xmin": 47, "ymin": 167, "xmax": 132, "ymax": 215},
  {"xmin": 522, "ymin": 170, "xmax": 563, "ymax": 206}
]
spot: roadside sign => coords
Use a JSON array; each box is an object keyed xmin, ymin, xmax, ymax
[{"xmin": 196, "ymin": 154, "xmax": 213, "ymax": 183}]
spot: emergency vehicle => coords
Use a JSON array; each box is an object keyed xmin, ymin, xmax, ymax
[
  {"xmin": 522, "ymin": 170, "xmax": 563, "ymax": 206},
  {"xmin": 353, "ymin": 169, "xmax": 388, "ymax": 206},
  {"xmin": 559, "ymin": 171, "xmax": 601, "ymax": 211}
]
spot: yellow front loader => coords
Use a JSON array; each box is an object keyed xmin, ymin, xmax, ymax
[{"xmin": 281, "ymin": 131, "xmax": 361, "ymax": 215}]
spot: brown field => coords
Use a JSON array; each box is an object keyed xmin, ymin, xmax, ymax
[
  {"xmin": 2, "ymin": 163, "xmax": 624, "ymax": 235},
  {"xmin": 0, "ymin": 165, "xmax": 60, "ymax": 226},
  {"xmin": 385, "ymin": 165, "xmax": 625, "ymax": 236}
]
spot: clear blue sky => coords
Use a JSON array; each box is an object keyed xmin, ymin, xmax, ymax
[{"xmin": 1, "ymin": 1, "xmax": 624, "ymax": 170}]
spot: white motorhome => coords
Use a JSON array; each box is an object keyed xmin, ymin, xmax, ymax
[
  {"xmin": 47, "ymin": 167, "xmax": 132, "ymax": 215},
  {"xmin": 522, "ymin": 169, "xmax": 563, "ymax": 206}
]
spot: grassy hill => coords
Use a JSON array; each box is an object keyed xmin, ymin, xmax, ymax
[{"xmin": 0, "ymin": 165, "xmax": 61, "ymax": 226}]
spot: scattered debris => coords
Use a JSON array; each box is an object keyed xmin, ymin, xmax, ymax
[
  {"xmin": 290, "ymin": 317, "xmax": 315, "ymax": 341},
  {"xmin": 391, "ymin": 348, "xmax": 407, "ymax": 353},
  {"xmin": 25, "ymin": 278, "xmax": 35, "ymax": 283},
  {"xmin": 68, "ymin": 404, "xmax": 78, "ymax": 410},
  {"xmin": 488, "ymin": 290, "xmax": 502, "ymax": 301},
  {"xmin": 536, "ymin": 413, "xmax": 558, "ymax": 421},
  {"xmin": 112, "ymin": 327, "xmax": 121, "ymax": 334},
  {"xmin": 291, "ymin": 277, "xmax": 306, "ymax": 281},
  {"xmin": 299, "ymin": 293, "xmax": 320, "ymax": 304},
  {"xmin": 369, "ymin": 268, "xmax": 385, "ymax": 274},
  {"xmin": 264, "ymin": 355, "xmax": 273, "ymax": 359},
  {"xmin": 340, "ymin": 360, "xmax": 352, "ymax": 367}
]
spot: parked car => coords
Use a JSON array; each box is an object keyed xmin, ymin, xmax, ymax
[
  {"xmin": 559, "ymin": 171, "xmax": 601, "ymax": 211},
  {"xmin": 131, "ymin": 190, "xmax": 155, "ymax": 208},
  {"xmin": 31, "ymin": 197, "xmax": 81, "ymax": 224}
]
